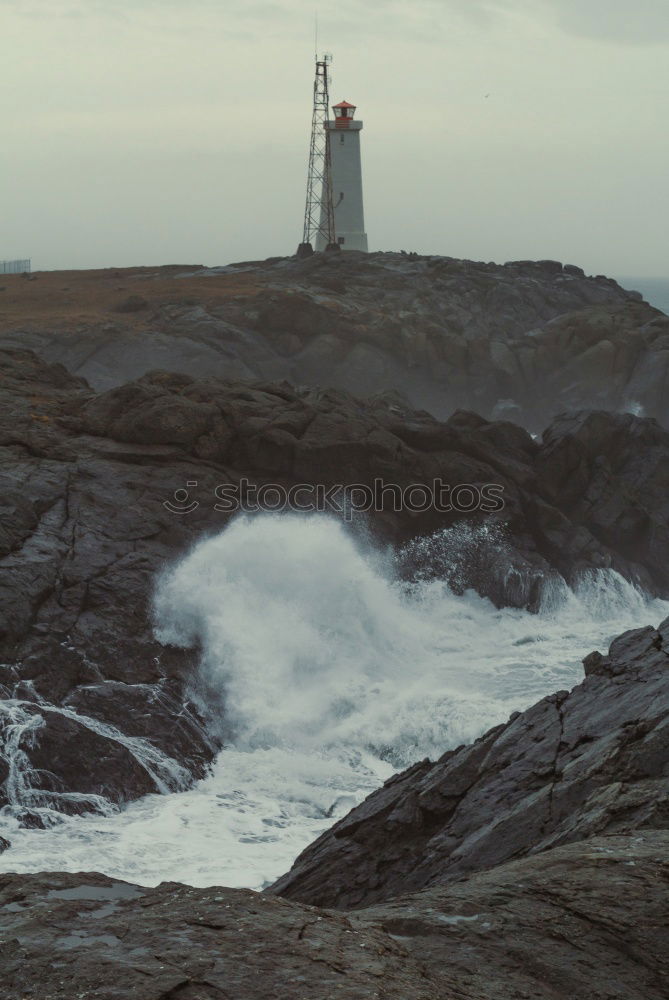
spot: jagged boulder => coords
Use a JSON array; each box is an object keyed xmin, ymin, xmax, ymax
[{"xmin": 269, "ymin": 619, "xmax": 669, "ymax": 909}]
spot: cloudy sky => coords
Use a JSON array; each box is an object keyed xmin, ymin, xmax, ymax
[{"xmin": 2, "ymin": 0, "xmax": 667, "ymax": 276}]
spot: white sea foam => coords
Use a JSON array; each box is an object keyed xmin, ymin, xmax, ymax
[
  {"xmin": 0, "ymin": 697, "xmax": 191, "ymax": 828},
  {"xmin": 1, "ymin": 514, "xmax": 667, "ymax": 888}
]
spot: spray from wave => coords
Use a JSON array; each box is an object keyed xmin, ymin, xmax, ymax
[
  {"xmin": 0, "ymin": 697, "xmax": 191, "ymax": 828},
  {"xmin": 2, "ymin": 513, "xmax": 667, "ymax": 887},
  {"xmin": 154, "ymin": 515, "xmax": 515, "ymax": 761}
]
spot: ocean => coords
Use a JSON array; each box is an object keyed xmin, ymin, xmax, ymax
[{"xmin": 618, "ymin": 277, "xmax": 669, "ymax": 315}]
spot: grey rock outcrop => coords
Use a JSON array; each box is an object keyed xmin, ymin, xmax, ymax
[
  {"xmin": 0, "ymin": 871, "xmax": 435, "ymax": 1000},
  {"xmin": 269, "ymin": 618, "xmax": 669, "ymax": 910},
  {"xmin": 355, "ymin": 831, "xmax": 669, "ymax": 1000},
  {"xmin": 2, "ymin": 836, "xmax": 667, "ymax": 1000},
  {"xmin": 3, "ymin": 779, "xmax": 668, "ymax": 997},
  {"xmin": 1, "ymin": 254, "xmax": 664, "ymax": 430}
]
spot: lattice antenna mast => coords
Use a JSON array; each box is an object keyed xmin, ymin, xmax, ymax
[{"xmin": 299, "ymin": 54, "xmax": 336, "ymax": 252}]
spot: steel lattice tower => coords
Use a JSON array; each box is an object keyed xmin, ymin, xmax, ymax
[{"xmin": 296, "ymin": 56, "xmax": 338, "ymax": 257}]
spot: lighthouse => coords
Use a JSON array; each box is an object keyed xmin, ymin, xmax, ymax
[
  {"xmin": 297, "ymin": 58, "xmax": 368, "ymax": 257},
  {"xmin": 316, "ymin": 100, "xmax": 368, "ymax": 252}
]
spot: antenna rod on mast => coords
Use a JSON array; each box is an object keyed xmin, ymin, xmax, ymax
[{"xmin": 296, "ymin": 51, "xmax": 338, "ymax": 258}]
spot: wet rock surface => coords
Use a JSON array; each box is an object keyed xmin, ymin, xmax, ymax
[
  {"xmin": 356, "ymin": 832, "xmax": 669, "ymax": 1000},
  {"xmin": 1, "ymin": 617, "xmax": 668, "ymax": 998},
  {"xmin": 0, "ymin": 253, "xmax": 664, "ymax": 430},
  {"xmin": 0, "ymin": 871, "xmax": 437, "ymax": 1000},
  {"xmin": 269, "ymin": 618, "xmax": 669, "ymax": 909},
  {"xmin": 2, "ymin": 831, "xmax": 667, "ymax": 997},
  {"xmin": 3, "ymin": 347, "xmax": 669, "ymax": 817}
]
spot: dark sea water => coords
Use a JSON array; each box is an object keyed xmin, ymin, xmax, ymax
[{"xmin": 618, "ymin": 277, "xmax": 669, "ymax": 315}]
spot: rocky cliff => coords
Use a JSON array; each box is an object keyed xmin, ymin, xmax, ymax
[
  {"xmin": 2, "ymin": 346, "xmax": 669, "ymax": 821},
  {"xmin": 1, "ymin": 253, "xmax": 666, "ymax": 430},
  {"xmin": 2, "ymin": 254, "xmax": 669, "ymax": 998},
  {"xmin": 2, "ymin": 617, "xmax": 668, "ymax": 1000},
  {"xmin": 269, "ymin": 619, "xmax": 669, "ymax": 910}
]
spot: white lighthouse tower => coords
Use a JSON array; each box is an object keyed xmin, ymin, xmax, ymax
[{"xmin": 316, "ymin": 100, "xmax": 368, "ymax": 252}]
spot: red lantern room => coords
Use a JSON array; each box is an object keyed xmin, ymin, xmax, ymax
[{"xmin": 333, "ymin": 100, "xmax": 356, "ymax": 128}]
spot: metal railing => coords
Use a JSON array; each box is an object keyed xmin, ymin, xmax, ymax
[{"xmin": 0, "ymin": 259, "xmax": 31, "ymax": 274}]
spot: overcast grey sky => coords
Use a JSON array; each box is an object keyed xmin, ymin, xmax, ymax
[{"xmin": 2, "ymin": 0, "xmax": 668, "ymax": 276}]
